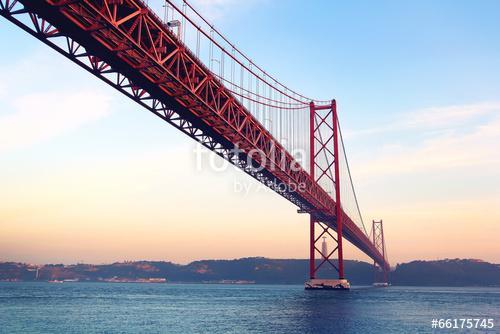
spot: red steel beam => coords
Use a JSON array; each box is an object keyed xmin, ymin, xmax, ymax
[
  {"xmin": 309, "ymin": 102, "xmax": 316, "ymax": 279},
  {"xmin": 332, "ymin": 100, "xmax": 345, "ymax": 279}
]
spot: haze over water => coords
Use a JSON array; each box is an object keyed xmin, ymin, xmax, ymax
[{"xmin": 1, "ymin": 283, "xmax": 499, "ymax": 333}]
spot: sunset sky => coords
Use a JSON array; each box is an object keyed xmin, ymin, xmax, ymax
[{"xmin": 1, "ymin": 0, "xmax": 499, "ymax": 265}]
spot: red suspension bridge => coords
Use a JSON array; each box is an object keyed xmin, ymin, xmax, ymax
[{"xmin": 1, "ymin": 0, "xmax": 389, "ymax": 289}]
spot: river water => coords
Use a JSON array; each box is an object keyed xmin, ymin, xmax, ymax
[{"xmin": 0, "ymin": 283, "xmax": 498, "ymax": 333}]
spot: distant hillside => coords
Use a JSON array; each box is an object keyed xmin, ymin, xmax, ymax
[
  {"xmin": 391, "ymin": 259, "xmax": 500, "ymax": 286},
  {"xmin": 1, "ymin": 258, "xmax": 499, "ymax": 286}
]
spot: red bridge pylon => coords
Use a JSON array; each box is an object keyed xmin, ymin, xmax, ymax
[
  {"xmin": 305, "ymin": 100, "xmax": 350, "ymax": 290},
  {"xmin": 372, "ymin": 220, "xmax": 390, "ymax": 286}
]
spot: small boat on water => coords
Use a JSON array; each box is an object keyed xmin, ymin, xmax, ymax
[{"xmin": 48, "ymin": 280, "xmax": 64, "ymax": 283}]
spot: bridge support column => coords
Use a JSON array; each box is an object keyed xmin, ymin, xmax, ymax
[
  {"xmin": 372, "ymin": 220, "xmax": 390, "ymax": 287},
  {"xmin": 309, "ymin": 216, "xmax": 315, "ymax": 279},
  {"xmin": 305, "ymin": 100, "xmax": 349, "ymax": 290},
  {"xmin": 332, "ymin": 100, "xmax": 345, "ymax": 280}
]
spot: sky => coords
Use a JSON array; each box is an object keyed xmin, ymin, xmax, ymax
[{"xmin": 0, "ymin": 0, "xmax": 499, "ymax": 265}]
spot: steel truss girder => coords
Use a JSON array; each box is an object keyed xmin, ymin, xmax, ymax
[
  {"xmin": 42, "ymin": 0, "xmax": 333, "ymax": 217},
  {"xmin": 12, "ymin": 0, "xmax": 331, "ymax": 218},
  {"xmin": 0, "ymin": 0, "xmax": 311, "ymax": 212}
]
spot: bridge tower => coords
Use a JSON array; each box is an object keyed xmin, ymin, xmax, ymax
[
  {"xmin": 305, "ymin": 100, "xmax": 350, "ymax": 290},
  {"xmin": 372, "ymin": 220, "xmax": 390, "ymax": 286}
]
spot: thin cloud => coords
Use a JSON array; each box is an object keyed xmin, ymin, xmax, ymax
[
  {"xmin": 0, "ymin": 91, "xmax": 112, "ymax": 153},
  {"xmin": 346, "ymin": 101, "xmax": 500, "ymax": 138},
  {"xmin": 354, "ymin": 113, "xmax": 500, "ymax": 178},
  {"xmin": 0, "ymin": 81, "xmax": 6, "ymax": 99},
  {"xmin": 0, "ymin": 47, "xmax": 115, "ymax": 154},
  {"xmin": 404, "ymin": 102, "xmax": 500, "ymax": 128}
]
